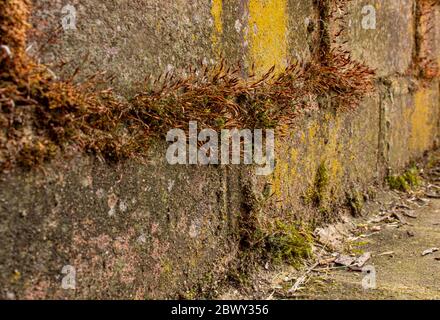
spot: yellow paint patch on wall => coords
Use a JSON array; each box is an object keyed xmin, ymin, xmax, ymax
[
  {"xmin": 247, "ymin": 0, "xmax": 288, "ymax": 76},
  {"xmin": 211, "ymin": 0, "xmax": 223, "ymax": 58},
  {"xmin": 408, "ymin": 87, "xmax": 437, "ymax": 154}
]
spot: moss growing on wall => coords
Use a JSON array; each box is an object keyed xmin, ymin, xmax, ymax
[
  {"xmin": 231, "ymin": 215, "xmax": 313, "ymax": 285},
  {"xmin": 230, "ymin": 179, "xmax": 314, "ymax": 283},
  {"xmin": 313, "ymin": 162, "xmax": 330, "ymax": 206},
  {"xmin": 1, "ymin": 0, "xmax": 439, "ymax": 299},
  {"xmin": 412, "ymin": 0, "xmax": 440, "ymax": 82},
  {"xmin": 386, "ymin": 166, "xmax": 421, "ymax": 191},
  {"xmin": 0, "ymin": 0, "xmax": 31, "ymax": 74},
  {"xmin": 304, "ymin": 161, "xmax": 334, "ymax": 214},
  {"xmin": 1, "ymin": 0, "xmax": 377, "ymax": 173},
  {"xmin": 347, "ymin": 189, "xmax": 364, "ymax": 216},
  {"xmin": 266, "ymin": 220, "xmax": 313, "ymax": 267}
]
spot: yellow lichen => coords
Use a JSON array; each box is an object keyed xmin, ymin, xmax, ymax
[
  {"xmin": 247, "ymin": 0, "xmax": 288, "ymax": 76},
  {"xmin": 408, "ymin": 87, "xmax": 437, "ymax": 154},
  {"xmin": 210, "ymin": 0, "xmax": 223, "ymax": 58}
]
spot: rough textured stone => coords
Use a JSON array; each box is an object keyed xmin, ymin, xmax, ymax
[
  {"xmin": 30, "ymin": 0, "xmax": 319, "ymax": 93},
  {"xmin": 0, "ymin": 142, "xmax": 246, "ymax": 299},
  {"xmin": 31, "ymin": 0, "xmax": 217, "ymax": 97},
  {"xmin": 383, "ymin": 78, "xmax": 440, "ymax": 170},
  {"xmin": 1, "ymin": 0, "xmax": 439, "ymax": 299},
  {"xmin": 333, "ymin": 0, "xmax": 415, "ymax": 77},
  {"xmin": 435, "ymin": 2, "xmax": 440, "ymax": 66},
  {"xmin": 266, "ymin": 92, "xmax": 381, "ymax": 223},
  {"xmin": 287, "ymin": 0, "xmax": 316, "ymax": 62}
]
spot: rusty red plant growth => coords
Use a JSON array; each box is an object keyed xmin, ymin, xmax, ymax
[
  {"xmin": 1, "ymin": 0, "xmax": 376, "ymax": 172},
  {"xmin": 411, "ymin": 0, "xmax": 440, "ymax": 81},
  {"xmin": 132, "ymin": 50, "xmax": 375, "ymax": 135}
]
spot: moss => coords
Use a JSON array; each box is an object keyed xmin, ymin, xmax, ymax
[
  {"xmin": 305, "ymin": 161, "xmax": 330, "ymax": 211},
  {"xmin": 266, "ymin": 221, "xmax": 313, "ymax": 267},
  {"xmin": 0, "ymin": 0, "xmax": 31, "ymax": 73},
  {"xmin": 386, "ymin": 166, "xmax": 421, "ymax": 192},
  {"xmin": 347, "ymin": 189, "xmax": 364, "ymax": 216},
  {"xmin": 17, "ymin": 140, "xmax": 59, "ymax": 169},
  {"xmin": 350, "ymin": 248, "xmax": 365, "ymax": 255},
  {"xmin": 1, "ymin": 0, "xmax": 377, "ymax": 173},
  {"xmin": 182, "ymin": 288, "xmax": 198, "ymax": 300},
  {"xmin": 177, "ymin": 269, "xmax": 220, "ymax": 300},
  {"xmin": 162, "ymin": 261, "xmax": 173, "ymax": 275},
  {"xmin": 214, "ymin": 116, "xmax": 226, "ymax": 128},
  {"xmin": 348, "ymin": 240, "xmax": 370, "ymax": 255},
  {"xmin": 404, "ymin": 166, "xmax": 421, "ymax": 186},
  {"xmin": 387, "ymin": 175, "xmax": 409, "ymax": 191},
  {"xmin": 231, "ymin": 203, "xmax": 313, "ymax": 284},
  {"xmin": 315, "ymin": 162, "xmax": 330, "ymax": 203},
  {"xmin": 352, "ymin": 240, "xmax": 369, "ymax": 247}
]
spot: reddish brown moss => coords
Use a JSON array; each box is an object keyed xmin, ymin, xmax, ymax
[
  {"xmin": 1, "ymin": 0, "xmax": 376, "ymax": 172},
  {"xmin": 0, "ymin": 0, "xmax": 31, "ymax": 74},
  {"xmin": 410, "ymin": 0, "xmax": 440, "ymax": 83}
]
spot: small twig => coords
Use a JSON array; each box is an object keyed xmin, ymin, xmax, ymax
[
  {"xmin": 288, "ymin": 261, "xmax": 320, "ymax": 293},
  {"xmin": 287, "ymin": 242, "xmax": 328, "ymax": 294}
]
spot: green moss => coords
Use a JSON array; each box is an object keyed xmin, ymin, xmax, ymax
[
  {"xmin": 182, "ymin": 288, "xmax": 198, "ymax": 300},
  {"xmin": 162, "ymin": 261, "xmax": 173, "ymax": 274},
  {"xmin": 404, "ymin": 167, "xmax": 420, "ymax": 186},
  {"xmin": 266, "ymin": 221, "xmax": 313, "ymax": 267},
  {"xmin": 305, "ymin": 161, "xmax": 330, "ymax": 211},
  {"xmin": 348, "ymin": 240, "xmax": 370, "ymax": 255},
  {"xmin": 350, "ymin": 248, "xmax": 365, "ymax": 255},
  {"xmin": 215, "ymin": 116, "xmax": 226, "ymax": 128},
  {"xmin": 387, "ymin": 175, "xmax": 409, "ymax": 191},
  {"xmin": 386, "ymin": 166, "xmax": 421, "ymax": 192},
  {"xmin": 347, "ymin": 190, "xmax": 364, "ymax": 216},
  {"xmin": 316, "ymin": 162, "xmax": 330, "ymax": 201},
  {"xmin": 1, "ymin": 0, "xmax": 376, "ymax": 173},
  {"xmin": 231, "ymin": 210, "xmax": 314, "ymax": 285}
]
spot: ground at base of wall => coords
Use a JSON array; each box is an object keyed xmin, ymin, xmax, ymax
[{"xmin": 219, "ymin": 151, "xmax": 440, "ymax": 300}]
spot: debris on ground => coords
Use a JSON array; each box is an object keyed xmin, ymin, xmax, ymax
[
  {"xmin": 220, "ymin": 156, "xmax": 440, "ymax": 300},
  {"xmin": 391, "ymin": 212, "xmax": 407, "ymax": 224},
  {"xmin": 287, "ymin": 259, "xmax": 322, "ymax": 294},
  {"xmin": 408, "ymin": 197, "xmax": 430, "ymax": 208},
  {"xmin": 333, "ymin": 252, "xmax": 371, "ymax": 270},
  {"xmin": 318, "ymin": 257, "xmax": 337, "ymax": 266},
  {"xmin": 334, "ymin": 255, "xmax": 356, "ymax": 267},
  {"xmin": 353, "ymin": 252, "xmax": 372, "ymax": 268},
  {"xmin": 422, "ymin": 248, "xmax": 439, "ymax": 256},
  {"xmin": 314, "ymin": 223, "xmax": 353, "ymax": 251},
  {"xmin": 377, "ymin": 251, "xmax": 395, "ymax": 257},
  {"xmin": 402, "ymin": 211, "xmax": 418, "ymax": 219}
]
